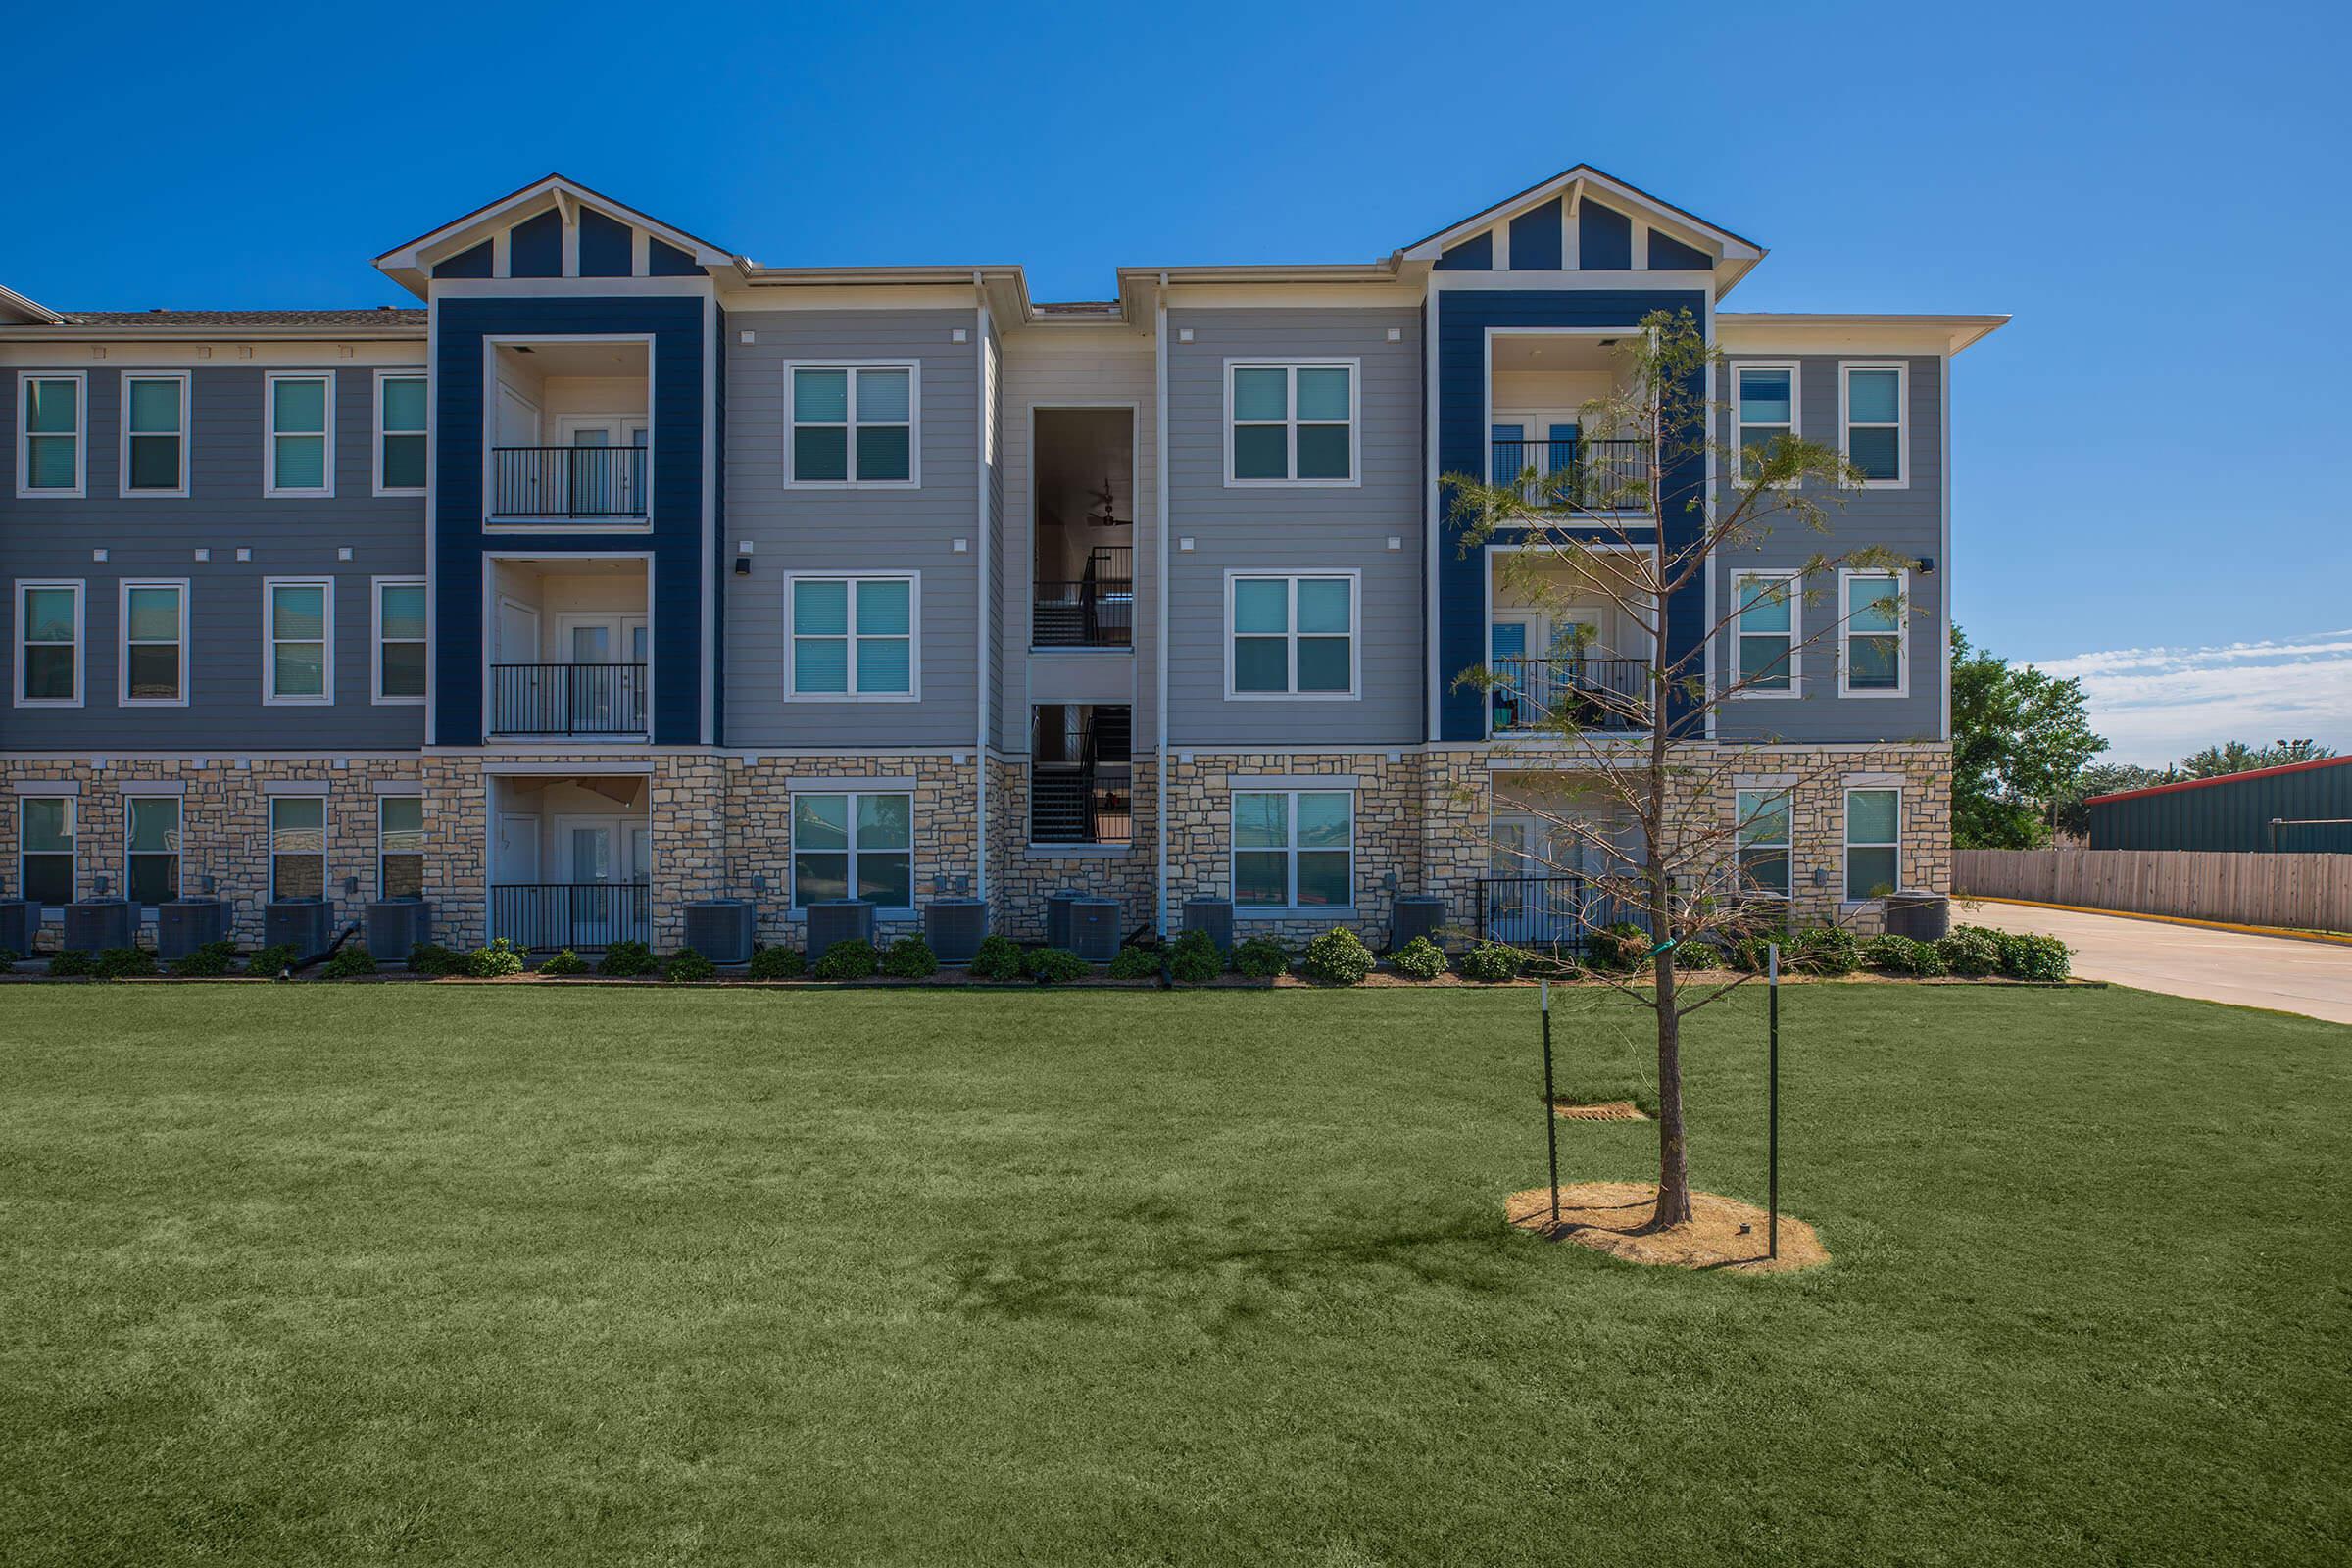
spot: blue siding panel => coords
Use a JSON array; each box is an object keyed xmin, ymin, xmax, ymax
[
  {"xmin": 578, "ymin": 209, "xmax": 633, "ymax": 277},
  {"xmin": 1435, "ymin": 231, "xmax": 1494, "ymax": 271},
  {"xmin": 1579, "ymin": 202, "xmax": 1633, "ymax": 270},
  {"xmin": 433, "ymin": 240, "xmax": 494, "ymax": 279},
  {"xmin": 1507, "ymin": 198, "xmax": 1562, "ymax": 270},
  {"xmin": 1648, "ymin": 230, "xmax": 1711, "ymax": 270},
  {"xmin": 432, "ymin": 296, "xmax": 708, "ymax": 746},
  {"xmin": 509, "ymin": 211, "xmax": 562, "ymax": 278},
  {"xmin": 1436, "ymin": 288, "xmax": 1706, "ymax": 741},
  {"xmin": 647, "ymin": 237, "xmax": 699, "ymax": 277}
]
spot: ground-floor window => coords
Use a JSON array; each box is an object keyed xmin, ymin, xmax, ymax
[
  {"xmin": 1735, "ymin": 789, "xmax": 1792, "ymax": 898},
  {"xmin": 378, "ymin": 795, "xmax": 424, "ymax": 900},
  {"xmin": 270, "ymin": 796, "xmax": 327, "ymax": 901},
  {"xmin": 19, "ymin": 795, "xmax": 74, "ymax": 906},
  {"xmin": 791, "ymin": 791, "xmax": 913, "ymax": 909},
  {"xmin": 1232, "ymin": 789, "xmax": 1352, "ymax": 909},
  {"xmin": 125, "ymin": 796, "xmax": 181, "ymax": 904},
  {"xmin": 1844, "ymin": 787, "xmax": 1901, "ymax": 901}
]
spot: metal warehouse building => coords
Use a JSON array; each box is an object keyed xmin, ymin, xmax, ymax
[{"xmin": 2087, "ymin": 757, "xmax": 2352, "ymax": 854}]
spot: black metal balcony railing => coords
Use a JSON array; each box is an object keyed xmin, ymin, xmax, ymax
[
  {"xmin": 491, "ymin": 882, "xmax": 652, "ymax": 952},
  {"xmin": 1474, "ymin": 875, "xmax": 1650, "ymax": 953},
  {"xmin": 1490, "ymin": 656, "xmax": 1650, "ymax": 732},
  {"xmin": 1489, "ymin": 438, "xmax": 1649, "ymax": 512},
  {"xmin": 1033, "ymin": 578, "xmax": 1135, "ymax": 647},
  {"xmin": 491, "ymin": 445, "xmax": 648, "ymax": 518},
  {"xmin": 490, "ymin": 663, "xmax": 649, "ymax": 737},
  {"xmin": 1030, "ymin": 763, "xmax": 1134, "ymax": 845}
]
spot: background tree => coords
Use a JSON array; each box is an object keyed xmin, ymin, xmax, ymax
[
  {"xmin": 2049, "ymin": 742, "xmax": 2338, "ymax": 836},
  {"xmin": 1446, "ymin": 309, "xmax": 1909, "ymax": 1231},
  {"xmin": 1949, "ymin": 625, "xmax": 2105, "ymax": 849},
  {"xmin": 2179, "ymin": 739, "xmax": 2336, "ymax": 778}
]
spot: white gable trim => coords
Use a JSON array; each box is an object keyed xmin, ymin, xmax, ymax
[
  {"xmin": 373, "ymin": 174, "xmax": 732, "ymax": 281},
  {"xmin": 1400, "ymin": 166, "xmax": 1763, "ymax": 270}
]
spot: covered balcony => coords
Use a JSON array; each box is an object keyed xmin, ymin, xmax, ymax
[
  {"xmin": 1031, "ymin": 408, "xmax": 1135, "ymax": 649},
  {"xmin": 487, "ymin": 774, "xmax": 653, "ymax": 951},
  {"xmin": 486, "ymin": 556, "xmax": 651, "ymax": 739},
  {"xmin": 1487, "ymin": 549, "xmax": 1655, "ymax": 735},
  {"xmin": 487, "ymin": 339, "xmax": 651, "ymax": 522},
  {"xmin": 1488, "ymin": 332, "xmax": 1647, "ymax": 516}
]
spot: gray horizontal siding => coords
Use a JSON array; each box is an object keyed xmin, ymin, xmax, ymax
[
  {"xmin": 0, "ymin": 366, "xmax": 426, "ymax": 750},
  {"xmin": 1164, "ymin": 307, "xmax": 1424, "ymax": 746},
  {"xmin": 1712, "ymin": 354, "xmax": 1945, "ymax": 744},
  {"xmin": 720, "ymin": 308, "xmax": 982, "ymax": 748}
]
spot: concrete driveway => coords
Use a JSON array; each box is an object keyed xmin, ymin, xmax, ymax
[{"xmin": 1961, "ymin": 900, "xmax": 2352, "ymax": 1026}]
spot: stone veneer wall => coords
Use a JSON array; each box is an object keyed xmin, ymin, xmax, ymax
[{"xmin": 987, "ymin": 756, "xmax": 1159, "ymax": 942}]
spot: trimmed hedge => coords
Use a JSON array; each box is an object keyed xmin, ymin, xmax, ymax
[
  {"xmin": 319, "ymin": 946, "xmax": 377, "ymax": 980},
  {"xmin": 1023, "ymin": 947, "xmax": 1089, "ymax": 985},
  {"xmin": 538, "ymin": 949, "xmax": 590, "ymax": 976},
  {"xmin": 1791, "ymin": 926, "xmax": 1861, "ymax": 977},
  {"xmin": 93, "ymin": 947, "xmax": 158, "ymax": 980},
  {"xmin": 1298, "ymin": 928, "xmax": 1375, "ymax": 986},
  {"xmin": 746, "ymin": 945, "xmax": 805, "ymax": 980},
  {"xmin": 1168, "ymin": 929, "xmax": 1221, "ymax": 985},
  {"xmin": 1863, "ymin": 933, "xmax": 1945, "ymax": 977},
  {"xmin": 1935, "ymin": 927, "xmax": 2002, "ymax": 978},
  {"xmin": 811, "ymin": 939, "xmax": 879, "ymax": 981},
  {"xmin": 169, "ymin": 940, "xmax": 239, "ymax": 978},
  {"xmin": 967, "ymin": 935, "xmax": 1025, "ymax": 982},
  {"xmin": 1457, "ymin": 943, "xmax": 1525, "ymax": 984},
  {"xmin": 1230, "ymin": 936, "xmax": 1290, "ymax": 979},
  {"xmin": 881, "ymin": 936, "xmax": 940, "ymax": 979},
  {"xmin": 407, "ymin": 942, "xmax": 466, "ymax": 976},
  {"xmin": 597, "ymin": 940, "xmax": 659, "ymax": 978},
  {"xmin": 665, "ymin": 948, "xmax": 718, "ymax": 983},
  {"xmin": 1390, "ymin": 936, "xmax": 1448, "ymax": 980},
  {"xmin": 1107, "ymin": 944, "xmax": 1162, "ymax": 980},
  {"xmin": 468, "ymin": 938, "xmax": 526, "ymax": 979},
  {"xmin": 246, "ymin": 944, "xmax": 300, "ymax": 977}
]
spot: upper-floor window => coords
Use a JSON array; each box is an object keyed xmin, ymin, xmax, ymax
[
  {"xmin": 787, "ymin": 365, "xmax": 915, "ymax": 485},
  {"xmin": 1228, "ymin": 572, "xmax": 1355, "ymax": 698},
  {"xmin": 266, "ymin": 372, "xmax": 334, "ymax": 497},
  {"xmin": 1732, "ymin": 571, "xmax": 1798, "ymax": 697},
  {"xmin": 372, "ymin": 577, "xmax": 427, "ymax": 704},
  {"xmin": 16, "ymin": 373, "xmax": 85, "ymax": 497},
  {"xmin": 15, "ymin": 580, "xmax": 82, "ymax": 707},
  {"xmin": 19, "ymin": 794, "xmax": 75, "ymax": 907},
  {"xmin": 786, "ymin": 574, "xmax": 916, "ymax": 700},
  {"xmin": 791, "ymin": 790, "xmax": 913, "ymax": 910},
  {"xmin": 1844, "ymin": 787, "xmax": 1902, "ymax": 901},
  {"xmin": 378, "ymin": 794, "xmax": 424, "ymax": 900},
  {"xmin": 1232, "ymin": 789, "xmax": 1353, "ymax": 910},
  {"xmin": 270, "ymin": 795, "xmax": 327, "ymax": 901},
  {"xmin": 265, "ymin": 578, "xmax": 333, "ymax": 705},
  {"xmin": 1839, "ymin": 570, "xmax": 1906, "ymax": 697},
  {"xmin": 120, "ymin": 580, "xmax": 188, "ymax": 706},
  {"xmin": 1839, "ymin": 363, "xmax": 1905, "ymax": 486},
  {"xmin": 1735, "ymin": 788, "xmax": 1792, "ymax": 898},
  {"xmin": 375, "ymin": 372, "xmax": 427, "ymax": 495},
  {"xmin": 122, "ymin": 373, "xmax": 189, "ymax": 497},
  {"xmin": 1227, "ymin": 362, "xmax": 1356, "ymax": 484},
  {"xmin": 125, "ymin": 795, "xmax": 181, "ymax": 905},
  {"xmin": 1733, "ymin": 364, "xmax": 1796, "ymax": 481}
]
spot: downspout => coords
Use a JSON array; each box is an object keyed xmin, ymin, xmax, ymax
[
  {"xmin": 1154, "ymin": 274, "xmax": 1172, "ymax": 936},
  {"xmin": 974, "ymin": 274, "xmax": 992, "ymax": 903}
]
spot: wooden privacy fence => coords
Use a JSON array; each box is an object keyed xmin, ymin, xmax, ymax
[{"xmin": 1955, "ymin": 849, "xmax": 2352, "ymax": 934}]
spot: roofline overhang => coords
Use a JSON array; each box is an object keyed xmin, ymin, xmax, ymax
[
  {"xmin": 373, "ymin": 172, "xmax": 735, "ymax": 298},
  {"xmin": 0, "ymin": 322, "xmax": 426, "ymax": 342},
  {"xmin": 1716, "ymin": 312, "xmax": 2010, "ymax": 355},
  {"xmin": 0, "ymin": 282, "xmax": 69, "ymax": 326}
]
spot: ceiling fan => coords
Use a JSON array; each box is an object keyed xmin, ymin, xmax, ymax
[{"xmin": 1088, "ymin": 478, "xmax": 1130, "ymax": 528}]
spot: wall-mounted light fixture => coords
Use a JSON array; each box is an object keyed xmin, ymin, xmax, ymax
[{"xmin": 733, "ymin": 557, "xmax": 751, "ymax": 576}]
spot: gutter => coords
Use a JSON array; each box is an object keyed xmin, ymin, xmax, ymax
[
  {"xmin": 1154, "ymin": 274, "xmax": 1172, "ymax": 937},
  {"xmin": 974, "ymin": 276, "xmax": 992, "ymax": 903}
]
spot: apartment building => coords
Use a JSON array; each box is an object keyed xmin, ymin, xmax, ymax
[{"xmin": 0, "ymin": 168, "xmax": 2002, "ymax": 955}]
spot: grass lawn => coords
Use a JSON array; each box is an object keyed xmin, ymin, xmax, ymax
[{"xmin": 3, "ymin": 983, "xmax": 2347, "ymax": 1566}]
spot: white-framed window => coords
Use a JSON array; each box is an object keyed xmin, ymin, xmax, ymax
[
  {"xmin": 16, "ymin": 372, "xmax": 86, "ymax": 497},
  {"xmin": 377, "ymin": 794, "xmax": 424, "ymax": 900},
  {"xmin": 371, "ymin": 576, "xmax": 427, "ymax": 704},
  {"xmin": 270, "ymin": 795, "xmax": 328, "ymax": 901},
  {"xmin": 790, "ymin": 790, "xmax": 914, "ymax": 910},
  {"xmin": 1838, "ymin": 362, "xmax": 1906, "ymax": 487},
  {"xmin": 1839, "ymin": 569, "xmax": 1907, "ymax": 697},
  {"xmin": 121, "ymin": 371, "xmax": 189, "ymax": 497},
  {"xmin": 374, "ymin": 370, "xmax": 427, "ymax": 495},
  {"xmin": 785, "ymin": 573, "xmax": 917, "ymax": 700},
  {"xmin": 785, "ymin": 364, "xmax": 916, "ymax": 485},
  {"xmin": 1226, "ymin": 361, "xmax": 1357, "ymax": 484},
  {"xmin": 125, "ymin": 795, "xmax": 181, "ymax": 906},
  {"xmin": 1735, "ymin": 789, "xmax": 1792, "ymax": 899},
  {"xmin": 1731, "ymin": 571, "xmax": 1799, "ymax": 697},
  {"xmin": 1227, "ymin": 572, "xmax": 1357, "ymax": 698},
  {"xmin": 15, "ymin": 579, "xmax": 84, "ymax": 707},
  {"xmin": 19, "ymin": 794, "xmax": 75, "ymax": 907},
  {"xmin": 265, "ymin": 371, "xmax": 335, "ymax": 497},
  {"xmin": 1232, "ymin": 789, "xmax": 1354, "ymax": 910},
  {"xmin": 119, "ymin": 579, "xmax": 189, "ymax": 706},
  {"xmin": 1844, "ymin": 786, "xmax": 1902, "ymax": 901},
  {"xmin": 1733, "ymin": 363, "xmax": 1797, "ymax": 481},
  {"xmin": 264, "ymin": 577, "xmax": 334, "ymax": 705}
]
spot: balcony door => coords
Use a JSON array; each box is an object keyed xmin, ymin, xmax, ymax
[
  {"xmin": 1492, "ymin": 414, "xmax": 1580, "ymax": 499},
  {"xmin": 554, "ymin": 815, "xmax": 651, "ymax": 947},
  {"xmin": 554, "ymin": 417, "xmax": 648, "ymax": 517},
  {"xmin": 554, "ymin": 615, "xmax": 649, "ymax": 735}
]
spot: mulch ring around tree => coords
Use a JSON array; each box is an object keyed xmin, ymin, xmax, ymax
[
  {"xmin": 1550, "ymin": 1100, "xmax": 1648, "ymax": 1121},
  {"xmin": 1504, "ymin": 1181, "xmax": 1828, "ymax": 1274}
]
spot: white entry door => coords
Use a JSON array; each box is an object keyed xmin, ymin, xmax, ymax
[{"xmin": 494, "ymin": 811, "xmax": 544, "ymax": 948}]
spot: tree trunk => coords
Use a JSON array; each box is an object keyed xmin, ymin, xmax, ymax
[{"xmin": 1650, "ymin": 948, "xmax": 1693, "ymax": 1228}]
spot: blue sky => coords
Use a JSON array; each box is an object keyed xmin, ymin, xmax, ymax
[{"xmin": 8, "ymin": 0, "xmax": 2347, "ymax": 761}]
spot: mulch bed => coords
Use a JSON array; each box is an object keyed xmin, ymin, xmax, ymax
[
  {"xmin": 1550, "ymin": 1101, "xmax": 1648, "ymax": 1121},
  {"xmin": 1504, "ymin": 1181, "xmax": 1828, "ymax": 1274}
]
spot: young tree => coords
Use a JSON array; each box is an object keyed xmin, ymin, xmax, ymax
[
  {"xmin": 1447, "ymin": 309, "xmax": 1921, "ymax": 1230},
  {"xmin": 1949, "ymin": 625, "xmax": 2105, "ymax": 849}
]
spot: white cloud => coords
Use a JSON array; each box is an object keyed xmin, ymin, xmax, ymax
[{"xmin": 2027, "ymin": 631, "xmax": 2352, "ymax": 766}]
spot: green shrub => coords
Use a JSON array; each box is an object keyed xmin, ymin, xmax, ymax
[
  {"xmin": 1298, "ymin": 927, "xmax": 1375, "ymax": 986},
  {"xmin": 1863, "ymin": 934, "xmax": 1927, "ymax": 975},
  {"xmin": 1457, "ymin": 942, "xmax": 1525, "ymax": 984},
  {"xmin": 246, "ymin": 943, "xmax": 300, "ymax": 977},
  {"xmin": 881, "ymin": 935, "xmax": 939, "ymax": 979},
  {"xmin": 93, "ymin": 946, "xmax": 157, "ymax": 980},
  {"xmin": 1935, "ymin": 927, "xmax": 2002, "ymax": 978},
  {"xmin": 168, "ymin": 939, "xmax": 238, "ymax": 978},
  {"xmin": 746, "ymin": 945, "xmax": 805, "ymax": 980},
  {"xmin": 1106, "ymin": 944, "xmax": 1162, "ymax": 980},
  {"xmin": 967, "ymin": 934, "xmax": 1025, "ymax": 981},
  {"xmin": 664, "ymin": 947, "xmax": 718, "ymax": 983},
  {"xmin": 811, "ymin": 938, "xmax": 878, "ymax": 981},
  {"xmin": 1990, "ymin": 929, "xmax": 2071, "ymax": 981},
  {"xmin": 1229, "ymin": 936, "xmax": 1290, "ymax": 979},
  {"xmin": 1167, "ymin": 928, "xmax": 1222, "ymax": 984},
  {"xmin": 1390, "ymin": 935, "xmax": 1448, "ymax": 980},
  {"xmin": 467, "ymin": 938, "xmax": 525, "ymax": 979},
  {"xmin": 0, "ymin": 947, "xmax": 21, "ymax": 966},
  {"xmin": 597, "ymin": 940, "xmax": 659, "ymax": 978},
  {"xmin": 406, "ymin": 941, "xmax": 465, "ymax": 976},
  {"xmin": 318, "ymin": 945, "xmax": 377, "ymax": 979},
  {"xmin": 1023, "ymin": 946, "xmax": 1089, "ymax": 985},
  {"xmin": 1584, "ymin": 922, "xmax": 1652, "ymax": 973},
  {"xmin": 1670, "ymin": 938, "xmax": 1721, "ymax": 971},
  {"xmin": 1791, "ymin": 925, "xmax": 1861, "ymax": 977},
  {"xmin": 537, "ymin": 948, "xmax": 589, "ymax": 976},
  {"xmin": 47, "ymin": 948, "xmax": 97, "ymax": 978}
]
